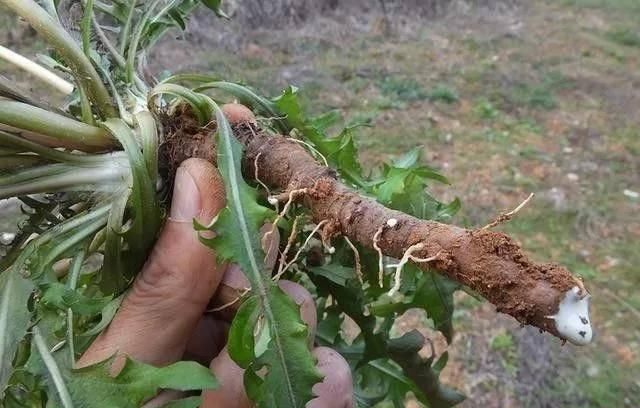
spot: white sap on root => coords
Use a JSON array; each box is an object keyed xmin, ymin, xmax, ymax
[{"xmin": 549, "ymin": 286, "xmax": 593, "ymax": 346}]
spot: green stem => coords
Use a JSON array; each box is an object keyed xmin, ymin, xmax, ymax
[
  {"xmin": 90, "ymin": 55, "xmax": 132, "ymax": 124},
  {"xmin": 66, "ymin": 248, "xmax": 87, "ymax": 366},
  {"xmin": 126, "ymin": 0, "xmax": 162, "ymax": 85},
  {"xmin": 134, "ymin": 111, "xmax": 158, "ymax": 184},
  {"xmin": 0, "ymin": 130, "xmax": 116, "ymax": 164},
  {"xmin": 0, "ymin": 163, "xmax": 71, "ymax": 185},
  {"xmin": 93, "ymin": 1, "xmax": 125, "ymax": 22},
  {"xmin": 103, "ymin": 194, "xmax": 128, "ymax": 292},
  {"xmin": 77, "ymin": 81, "xmax": 95, "ymax": 125},
  {"xmin": 0, "ymin": 163, "xmax": 129, "ymax": 200},
  {"xmin": 0, "ymin": 101, "xmax": 115, "ymax": 151},
  {"xmin": 119, "ymin": 0, "xmax": 137, "ymax": 56},
  {"xmin": 36, "ymin": 205, "xmax": 111, "ymax": 248},
  {"xmin": 41, "ymin": 0, "xmax": 60, "ymax": 22},
  {"xmin": 0, "ymin": 147, "xmax": 21, "ymax": 155},
  {"xmin": 81, "ymin": 0, "xmax": 95, "ymax": 57},
  {"xmin": 0, "ymin": 155, "xmax": 47, "ymax": 170},
  {"xmin": 92, "ymin": 15, "xmax": 125, "ymax": 68},
  {"xmin": 44, "ymin": 218, "xmax": 105, "ymax": 268},
  {"xmin": 32, "ymin": 326, "xmax": 73, "ymax": 408},
  {"xmin": 1, "ymin": 0, "xmax": 116, "ymax": 118}
]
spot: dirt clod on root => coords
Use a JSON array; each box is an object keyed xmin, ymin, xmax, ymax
[{"xmin": 160, "ymin": 104, "xmax": 217, "ymax": 186}]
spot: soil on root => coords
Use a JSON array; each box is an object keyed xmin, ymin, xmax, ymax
[
  {"xmin": 162, "ymin": 105, "xmax": 580, "ymax": 340},
  {"xmin": 233, "ymin": 120, "xmax": 579, "ymax": 337},
  {"xmin": 159, "ymin": 104, "xmax": 217, "ymax": 188}
]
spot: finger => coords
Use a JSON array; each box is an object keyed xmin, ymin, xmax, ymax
[
  {"xmin": 141, "ymin": 390, "xmax": 187, "ymax": 408},
  {"xmin": 203, "ymin": 348, "xmax": 250, "ymax": 408},
  {"xmin": 222, "ymin": 103, "xmax": 256, "ymax": 126},
  {"xmin": 208, "ymin": 264, "xmax": 250, "ymax": 322},
  {"xmin": 183, "ymin": 314, "xmax": 229, "ymax": 365},
  {"xmin": 80, "ymin": 158, "xmax": 226, "ymax": 367},
  {"xmin": 308, "ymin": 347, "xmax": 355, "ymax": 408},
  {"xmin": 202, "ymin": 280, "xmax": 317, "ymax": 407}
]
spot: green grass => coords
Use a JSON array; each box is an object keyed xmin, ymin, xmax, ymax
[
  {"xmin": 505, "ymin": 71, "xmax": 571, "ymax": 110},
  {"xmin": 377, "ymin": 77, "xmax": 458, "ymax": 105},
  {"xmin": 474, "ymin": 98, "xmax": 501, "ymax": 120},
  {"xmin": 553, "ymin": 354, "xmax": 640, "ymax": 408},
  {"xmin": 490, "ymin": 331, "xmax": 517, "ymax": 374},
  {"xmin": 426, "ymin": 85, "xmax": 459, "ymax": 104},
  {"xmin": 378, "ymin": 76, "xmax": 429, "ymax": 102},
  {"xmin": 606, "ymin": 28, "xmax": 640, "ymax": 47},
  {"xmin": 563, "ymin": 0, "xmax": 640, "ymax": 12}
]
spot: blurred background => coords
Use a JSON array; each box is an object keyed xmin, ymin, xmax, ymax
[{"xmin": 1, "ymin": 0, "xmax": 638, "ymax": 406}]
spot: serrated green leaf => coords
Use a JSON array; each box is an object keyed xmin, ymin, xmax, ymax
[
  {"xmin": 245, "ymin": 286, "xmax": 322, "ymax": 408},
  {"xmin": 393, "ymin": 147, "xmax": 421, "ymax": 169},
  {"xmin": 202, "ymin": 103, "xmax": 322, "ymax": 407},
  {"xmin": 160, "ymin": 396, "xmax": 203, "ymax": 408},
  {"xmin": 375, "ymin": 167, "xmax": 413, "ymax": 205},
  {"xmin": 309, "ymin": 264, "xmax": 356, "ymax": 286},
  {"xmin": 200, "ymin": 0, "xmax": 229, "ymax": 18},
  {"xmin": 316, "ymin": 306, "xmax": 343, "ymax": 344},
  {"xmin": 370, "ymin": 266, "xmax": 458, "ymax": 343},
  {"xmin": 66, "ymin": 357, "xmax": 217, "ymax": 407},
  {"xmin": 227, "ymin": 295, "xmax": 260, "ymax": 367},
  {"xmin": 436, "ymin": 197, "xmax": 461, "ymax": 221},
  {"xmin": 310, "ymin": 110, "xmax": 341, "ymax": 132},
  {"xmin": 40, "ymin": 282, "xmax": 111, "ymax": 316},
  {"xmin": 416, "ymin": 271, "xmax": 458, "ymax": 343},
  {"xmin": 0, "ymin": 270, "xmax": 34, "ymax": 396},
  {"xmin": 273, "ymin": 86, "xmax": 367, "ymax": 187},
  {"xmin": 80, "ymin": 295, "xmax": 123, "ymax": 338},
  {"xmin": 432, "ymin": 351, "xmax": 449, "ymax": 374},
  {"xmin": 387, "ymin": 332, "xmax": 465, "ymax": 408}
]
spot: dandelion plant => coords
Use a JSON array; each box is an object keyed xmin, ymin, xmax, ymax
[{"xmin": 0, "ymin": 1, "xmax": 592, "ymax": 407}]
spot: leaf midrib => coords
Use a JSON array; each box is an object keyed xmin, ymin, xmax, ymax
[{"xmin": 217, "ymin": 111, "xmax": 298, "ymax": 407}]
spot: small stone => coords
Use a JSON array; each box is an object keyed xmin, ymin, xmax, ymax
[
  {"xmin": 563, "ymin": 147, "xmax": 573, "ymax": 154},
  {"xmin": 567, "ymin": 173, "xmax": 579, "ymax": 182},
  {"xmin": 587, "ymin": 365, "xmax": 599, "ymax": 377},
  {"xmin": 386, "ymin": 218, "xmax": 398, "ymax": 227},
  {"xmin": 0, "ymin": 232, "xmax": 15, "ymax": 246},
  {"xmin": 623, "ymin": 189, "xmax": 639, "ymax": 199}
]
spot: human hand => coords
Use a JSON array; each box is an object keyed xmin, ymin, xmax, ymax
[{"xmin": 79, "ymin": 158, "xmax": 354, "ymax": 407}]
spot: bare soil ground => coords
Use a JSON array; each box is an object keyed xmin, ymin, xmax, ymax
[{"xmin": 1, "ymin": 1, "xmax": 638, "ymax": 407}]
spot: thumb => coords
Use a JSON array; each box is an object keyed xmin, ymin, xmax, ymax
[{"xmin": 80, "ymin": 158, "xmax": 226, "ymax": 367}]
